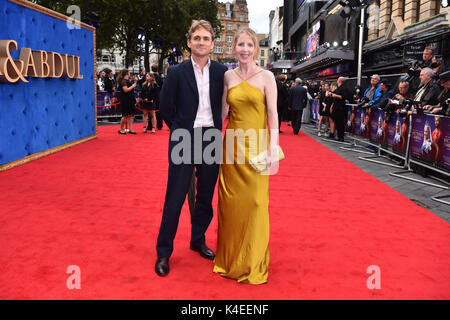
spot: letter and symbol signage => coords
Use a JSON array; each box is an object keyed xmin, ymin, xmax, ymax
[{"xmin": 0, "ymin": 40, "xmax": 83, "ymax": 83}]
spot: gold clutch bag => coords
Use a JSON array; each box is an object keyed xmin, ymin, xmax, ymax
[{"xmin": 249, "ymin": 146, "xmax": 285, "ymax": 173}]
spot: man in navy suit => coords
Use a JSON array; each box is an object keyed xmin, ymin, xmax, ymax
[
  {"xmin": 155, "ymin": 20, "xmax": 228, "ymax": 277},
  {"xmin": 288, "ymin": 78, "xmax": 308, "ymax": 134}
]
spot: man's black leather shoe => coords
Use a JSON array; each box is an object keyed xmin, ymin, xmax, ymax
[
  {"xmin": 155, "ymin": 258, "xmax": 169, "ymax": 276},
  {"xmin": 190, "ymin": 244, "xmax": 215, "ymax": 260}
]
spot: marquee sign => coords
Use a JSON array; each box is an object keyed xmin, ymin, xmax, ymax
[{"xmin": 0, "ymin": 39, "xmax": 83, "ymax": 83}]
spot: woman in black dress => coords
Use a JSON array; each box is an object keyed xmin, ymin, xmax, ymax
[
  {"xmin": 140, "ymin": 72, "xmax": 160, "ymax": 133},
  {"xmin": 318, "ymin": 82, "xmax": 332, "ymax": 136},
  {"xmin": 117, "ymin": 69, "xmax": 138, "ymax": 135}
]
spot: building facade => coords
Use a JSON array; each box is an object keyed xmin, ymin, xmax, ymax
[
  {"xmin": 363, "ymin": 0, "xmax": 449, "ymax": 76},
  {"xmin": 268, "ymin": 7, "xmax": 285, "ymax": 71},
  {"xmin": 257, "ymin": 34, "xmax": 269, "ymax": 69},
  {"xmin": 281, "ymin": 0, "xmax": 449, "ymax": 84},
  {"xmin": 212, "ymin": 0, "xmax": 250, "ymax": 63},
  {"xmin": 96, "ymin": 48, "xmax": 160, "ymax": 75}
]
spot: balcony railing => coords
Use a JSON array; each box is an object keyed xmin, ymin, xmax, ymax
[{"xmin": 282, "ymin": 51, "xmax": 303, "ymax": 61}]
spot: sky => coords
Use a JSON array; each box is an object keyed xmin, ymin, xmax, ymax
[{"xmin": 247, "ymin": 0, "xmax": 284, "ymax": 35}]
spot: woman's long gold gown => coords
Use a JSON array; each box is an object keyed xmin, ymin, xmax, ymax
[{"xmin": 213, "ymin": 78, "xmax": 270, "ymax": 284}]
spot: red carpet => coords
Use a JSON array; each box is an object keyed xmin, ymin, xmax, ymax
[{"xmin": 0, "ymin": 122, "xmax": 449, "ymax": 300}]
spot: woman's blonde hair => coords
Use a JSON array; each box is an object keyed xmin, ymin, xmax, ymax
[
  {"xmin": 143, "ymin": 72, "xmax": 158, "ymax": 88},
  {"xmin": 232, "ymin": 27, "xmax": 260, "ymax": 60}
]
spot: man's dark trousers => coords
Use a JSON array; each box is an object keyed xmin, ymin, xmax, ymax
[
  {"xmin": 156, "ymin": 127, "xmax": 219, "ymax": 258},
  {"xmin": 292, "ymin": 109, "xmax": 304, "ymax": 134}
]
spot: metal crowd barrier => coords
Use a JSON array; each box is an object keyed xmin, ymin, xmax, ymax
[{"xmin": 310, "ymin": 103, "xmax": 449, "ymax": 205}]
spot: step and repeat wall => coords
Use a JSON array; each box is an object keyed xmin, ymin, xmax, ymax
[{"xmin": 0, "ymin": 0, "xmax": 96, "ymax": 171}]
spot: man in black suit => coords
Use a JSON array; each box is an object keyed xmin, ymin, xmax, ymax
[
  {"xmin": 276, "ymin": 74, "xmax": 289, "ymax": 133},
  {"xmin": 155, "ymin": 20, "xmax": 228, "ymax": 277},
  {"xmin": 288, "ymin": 78, "xmax": 308, "ymax": 135}
]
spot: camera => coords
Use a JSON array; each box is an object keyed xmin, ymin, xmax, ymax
[
  {"xmin": 385, "ymin": 99, "xmax": 404, "ymax": 122},
  {"xmin": 407, "ymin": 60, "xmax": 420, "ymax": 77},
  {"xmin": 430, "ymin": 55, "xmax": 442, "ymax": 69},
  {"xmin": 357, "ymin": 96, "xmax": 370, "ymax": 108},
  {"xmin": 399, "ymin": 100, "xmax": 422, "ymax": 116}
]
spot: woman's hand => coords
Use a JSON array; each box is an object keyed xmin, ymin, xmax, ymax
[{"xmin": 265, "ymin": 144, "xmax": 279, "ymax": 171}]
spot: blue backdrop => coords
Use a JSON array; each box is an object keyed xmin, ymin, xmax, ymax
[{"xmin": 0, "ymin": 0, "xmax": 95, "ymax": 166}]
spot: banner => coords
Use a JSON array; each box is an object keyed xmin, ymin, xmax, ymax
[
  {"xmin": 354, "ymin": 107, "xmax": 371, "ymax": 139},
  {"xmin": 410, "ymin": 114, "xmax": 450, "ymax": 172},
  {"xmin": 311, "ymin": 99, "xmax": 319, "ymax": 122},
  {"xmin": 391, "ymin": 113, "xmax": 409, "ymax": 156},
  {"xmin": 346, "ymin": 105, "xmax": 355, "ymax": 133},
  {"xmin": 369, "ymin": 108, "xmax": 384, "ymax": 145}
]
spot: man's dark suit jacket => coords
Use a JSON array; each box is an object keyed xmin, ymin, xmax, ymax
[
  {"xmin": 159, "ymin": 59, "xmax": 227, "ymax": 132},
  {"xmin": 288, "ymin": 85, "xmax": 308, "ymax": 111},
  {"xmin": 415, "ymin": 81, "xmax": 441, "ymax": 107}
]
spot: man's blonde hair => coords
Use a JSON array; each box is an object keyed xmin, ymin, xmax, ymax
[
  {"xmin": 232, "ymin": 27, "xmax": 260, "ymax": 60},
  {"xmin": 187, "ymin": 20, "xmax": 215, "ymax": 40}
]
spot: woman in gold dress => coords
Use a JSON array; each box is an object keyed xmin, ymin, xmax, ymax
[{"xmin": 213, "ymin": 28, "xmax": 280, "ymax": 284}]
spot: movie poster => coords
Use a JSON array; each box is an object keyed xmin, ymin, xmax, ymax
[
  {"xmin": 355, "ymin": 107, "xmax": 371, "ymax": 138},
  {"xmin": 410, "ymin": 114, "xmax": 450, "ymax": 172},
  {"xmin": 369, "ymin": 108, "xmax": 384, "ymax": 145},
  {"xmin": 346, "ymin": 105, "xmax": 355, "ymax": 133},
  {"xmin": 391, "ymin": 113, "xmax": 409, "ymax": 156}
]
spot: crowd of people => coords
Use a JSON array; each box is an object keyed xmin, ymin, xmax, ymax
[
  {"xmin": 96, "ymin": 64, "xmax": 164, "ymax": 135},
  {"xmin": 274, "ymin": 46, "xmax": 449, "ymax": 144}
]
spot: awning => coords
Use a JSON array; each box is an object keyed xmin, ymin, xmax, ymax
[
  {"xmin": 290, "ymin": 49, "xmax": 354, "ymax": 74},
  {"xmin": 270, "ymin": 59, "xmax": 295, "ymax": 71},
  {"xmin": 402, "ymin": 25, "xmax": 450, "ymax": 45}
]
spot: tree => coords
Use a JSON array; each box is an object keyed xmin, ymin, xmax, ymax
[{"xmin": 33, "ymin": 0, "xmax": 221, "ymax": 71}]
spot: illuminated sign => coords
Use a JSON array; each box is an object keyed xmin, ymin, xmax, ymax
[{"xmin": 0, "ymin": 40, "xmax": 83, "ymax": 83}]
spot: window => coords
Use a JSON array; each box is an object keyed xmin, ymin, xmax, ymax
[
  {"xmin": 214, "ymin": 45, "xmax": 223, "ymax": 53},
  {"xmin": 240, "ymin": 14, "xmax": 244, "ymax": 22},
  {"xmin": 227, "ymin": 46, "xmax": 231, "ymax": 53},
  {"xmin": 215, "ymin": 34, "xmax": 222, "ymax": 42},
  {"xmin": 237, "ymin": 24, "xmax": 240, "ymax": 30},
  {"xmin": 227, "ymin": 24, "xmax": 232, "ymax": 31},
  {"xmin": 227, "ymin": 35, "xmax": 233, "ymax": 43},
  {"xmin": 102, "ymin": 55, "xmax": 109, "ymax": 62},
  {"xmin": 260, "ymin": 50, "xmax": 265, "ymax": 57},
  {"xmin": 217, "ymin": 13, "xmax": 220, "ymax": 19},
  {"xmin": 260, "ymin": 60, "xmax": 265, "ymax": 67}
]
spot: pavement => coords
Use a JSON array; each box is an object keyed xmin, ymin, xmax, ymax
[{"xmin": 297, "ymin": 121, "xmax": 450, "ymax": 223}]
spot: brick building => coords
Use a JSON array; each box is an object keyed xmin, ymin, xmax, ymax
[{"xmin": 212, "ymin": 0, "xmax": 250, "ymax": 63}]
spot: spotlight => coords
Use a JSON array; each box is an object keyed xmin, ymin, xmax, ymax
[
  {"xmin": 342, "ymin": 40, "xmax": 349, "ymax": 46},
  {"xmin": 333, "ymin": 41, "xmax": 338, "ymax": 47}
]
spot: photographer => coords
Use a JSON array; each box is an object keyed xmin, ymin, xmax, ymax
[
  {"xmin": 360, "ymin": 74, "xmax": 382, "ymax": 108},
  {"xmin": 423, "ymin": 70, "xmax": 450, "ymax": 116},
  {"xmin": 418, "ymin": 47, "xmax": 442, "ymax": 75},
  {"xmin": 384, "ymin": 81, "xmax": 413, "ymax": 118},
  {"xmin": 408, "ymin": 47, "xmax": 442, "ymax": 93},
  {"xmin": 412, "ymin": 68, "xmax": 441, "ymax": 113},
  {"xmin": 372, "ymin": 80, "xmax": 395, "ymax": 110}
]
